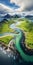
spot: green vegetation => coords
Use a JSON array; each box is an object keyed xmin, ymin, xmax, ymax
[
  {"xmin": 0, "ymin": 19, "xmax": 15, "ymax": 45},
  {"xmin": 0, "ymin": 35, "xmax": 14, "ymax": 45},
  {"xmin": 0, "ymin": 19, "xmax": 15, "ymax": 34},
  {"xmin": 0, "ymin": 18, "xmax": 33, "ymax": 49},
  {"xmin": 17, "ymin": 19, "xmax": 33, "ymax": 49}
]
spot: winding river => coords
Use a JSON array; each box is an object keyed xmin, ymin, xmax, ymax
[{"xmin": 0, "ymin": 20, "xmax": 33, "ymax": 62}]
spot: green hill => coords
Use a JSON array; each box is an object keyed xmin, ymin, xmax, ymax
[
  {"xmin": 0, "ymin": 19, "xmax": 15, "ymax": 45},
  {"xmin": 17, "ymin": 19, "xmax": 33, "ymax": 49}
]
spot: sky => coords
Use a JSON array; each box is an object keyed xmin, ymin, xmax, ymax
[{"xmin": 0, "ymin": 0, "xmax": 33, "ymax": 16}]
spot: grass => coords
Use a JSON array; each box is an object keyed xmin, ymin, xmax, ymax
[
  {"xmin": 0, "ymin": 19, "xmax": 15, "ymax": 34},
  {"xmin": 0, "ymin": 18, "xmax": 20, "ymax": 45},
  {"xmin": 0, "ymin": 18, "xmax": 33, "ymax": 49},
  {"xmin": 17, "ymin": 19, "xmax": 33, "ymax": 49},
  {"xmin": 0, "ymin": 35, "xmax": 14, "ymax": 45},
  {"xmin": 0, "ymin": 19, "xmax": 15, "ymax": 45}
]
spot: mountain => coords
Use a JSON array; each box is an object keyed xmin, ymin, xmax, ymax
[
  {"xmin": 4, "ymin": 14, "xmax": 21, "ymax": 19},
  {"xmin": 0, "ymin": 14, "xmax": 21, "ymax": 22},
  {"xmin": 25, "ymin": 15, "xmax": 33, "ymax": 20},
  {"xmin": 4, "ymin": 14, "xmax": 11, "ymax": 19},
  {"xmin": 12, "ymin": 14, "xmax": 21, "ymax": 18}
]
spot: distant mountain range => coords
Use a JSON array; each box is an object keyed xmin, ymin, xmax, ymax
[
  {"xmin": 0, "ymin": 13, "xmax": 33, "ymax": 22},
  {"xmin": 4, "ymin": 14, "xmax": 21, "ymax": 19},
  {"xmin": 0, "ymin": 14, "xmax": 21, "ymax": 22},
  {"xmin": 25, "ymin": 15, "xmax": 33, "ymax": 20}
]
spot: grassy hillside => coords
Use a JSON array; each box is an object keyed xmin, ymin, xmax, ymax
[
  {"xmin": 0, "ymin": 36, "xmax": 14, "ymax": 45},
  {"xmin": 0, "ymin": 19, "xmax": 15, "ymax": 34},
  {"xmin": 0, "ymin": 19, "xmax": 15, "ymax": 44},
  {"xmin": 17, "ymin": 19, "xmax": 33, "ymax": 49}
]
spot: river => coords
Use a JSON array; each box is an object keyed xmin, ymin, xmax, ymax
[{"xmin": 0, "ymin": 20, "xmax": 33, "ymax": 64}]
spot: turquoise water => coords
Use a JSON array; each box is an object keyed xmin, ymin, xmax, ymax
[
  {"xmin": 15, "ymin": 30, "xmax": 33, "ymax": 62},
  {"xmin": 0, "ymin": 20, "xmax": 33, "ymax": 62}
]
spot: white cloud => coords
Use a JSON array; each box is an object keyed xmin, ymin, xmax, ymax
[
  {"xmin": 0, "ymin": 1, "xmax": 33, "ymax": 16},
  {"xmin": 0, "ymin": 3, "xmax": 14, "ymax": 13},
  {"xmin": 0, "ymin": 3, "xmax": 24, "ymax": 15},
  {"xmin": 10, "ymin": 0, "xmax": 33, "ymax": 11}
]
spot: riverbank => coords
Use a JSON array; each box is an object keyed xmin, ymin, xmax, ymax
[{"xmin": 0, "ymin": 18, "xmax": 33, "ymax": 62}]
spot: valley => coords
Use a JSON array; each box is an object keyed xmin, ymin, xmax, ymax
[
  {"xmin": 0, "ymin": 18, "xmax": 33, "ymax": 62},
  {"xmin": 17, "ymin": 18, "xmax": 33, "ymax": 49}
]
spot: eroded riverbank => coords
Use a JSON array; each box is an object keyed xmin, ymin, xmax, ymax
[{"xmin": 0, "ymin": 20, "xmax": 33, "ymax": 62}]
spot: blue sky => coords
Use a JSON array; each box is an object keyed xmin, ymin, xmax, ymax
[
  {"xmin": 0, "ymin": 0, "xmax": 19, "ymax": 9},
  {"xmin": 0, "ymin": 0, "xmax": 33, "ymax": 15}
]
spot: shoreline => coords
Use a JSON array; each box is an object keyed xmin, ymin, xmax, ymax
[
  {"xmin": 20, "ymin": 32, "xmax": 33, "ymax": 55},
  {"xmin": 0, "ymin": 19, "xmax": 33, "ymax": 62}
]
